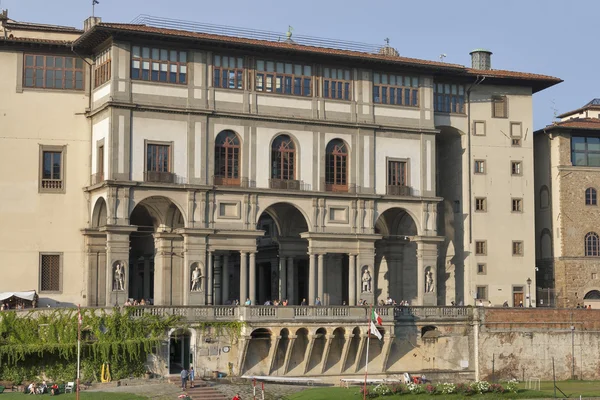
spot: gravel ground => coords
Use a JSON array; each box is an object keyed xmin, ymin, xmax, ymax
[
  {"xmin": 86, "ymin": 379, "xmax": 182, "ymax": 399},
  {"xmin": 213, "ymin": 382, "xmax": 309, "ymax": 400}
]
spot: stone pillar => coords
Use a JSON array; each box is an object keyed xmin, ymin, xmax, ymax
[
  {"xmin": 282, "ymin": 335, "xmax": 297, "ymax": 375},
  {"xmin": 105, "ymin": 227, "xmax": 135, "ymax": 306},
  {"xmin": 320, "ymin": 334, "xmax": 335, "ymax": 374},
  {"xmin": 317, "ymin": 254, "xmax": 325, "ymax": 304},
  {"xmin": 303, "ymin": 334, "xmax": 316, "ymax": 374},
  {"xmin": 287, "ymin": 256, "xmax": 294, "ymax": 304},
  {"xmin": 380, "ymin": 334, "xmax": 395, "ymax": 373},
  {"xmin": 257, "ymin": 264, "xmax": 265, "ymax": 304},
  {"xmin": 236, "ymin": 335, "xmax": 251, "ymax": 376},
  {"xmin": 308, "ymin": 253, "xmax": 316, "ymax": 305},
  {"xmin": 143, "ymin": 257, "xmax": 151, "ymax": 300},
  {"xmin": 339, "ymin": 334, "xmax": 354, "ymax": 374},
  {"xmin": 153, "ymin": 232, "xmax": 180, "ymax": 306},
  {"xmin": 222, "ymin": 253, "xmax": 230, "ymax": 305},
  {"xmin": 279, "ymin": 256, "xmax": 287, "ymax": 301},
  {"xmin": 354, "ymin": 333, "xmax": 368, "ymax": 372},
  {"xmin": 349, "ymin": 254, "xmax": 356, "ymax": 305},
  {"xmin": 416, "ymin": 239, "xmax": 440, "ymax": 306},
  {"xmin": 267, "ymin": 335, "xmax": 281, "ymax": 375},
  {"xmin": 214, "ymin": 255, "xmax": 222, "ymax": 305},
  {"xmin": 249, "ymin": 252, "xmax": 257, "ymax": 305},
  {"xmin": 207, "ymin": 251, "xmax": 214, "ymax": 305},
  {"xmin": 240, "ymin": 252, "xmax": 248, "ymax": 304},
  {"xmin": 357, "ymin": 248, "xmax": 376, "ymax": 306},
  {"xmin": 270, "ymin": 257, "xmax": 279, "ymax": 301}
]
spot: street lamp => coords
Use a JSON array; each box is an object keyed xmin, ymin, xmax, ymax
[{"xmin": 526, "ymin": 278, "xmax": 532, "ymax": 307}]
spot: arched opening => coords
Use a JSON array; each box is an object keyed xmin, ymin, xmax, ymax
[
  {"xmin": 421, "ymin": 325, "xmax": 438, "ymax": 338},
  {"xmin": 325, "ymin": 139, "xmax": 349, "ymax": 192},
  {"xmin": 270, "ymin": 134, "xmax": 297, "ymax": 187},
  {"xmin": 256, "ymin": 202, "xmax": 309, "ymax": 305},
  {"xmin": 375, "ymin": 208, "xmax": 418, "ymax": 305},
  {"xmin": 287, "ymin": 328, "xmax": 309, "ymax": 375},
  {"xmin": 169, "ymin": 329, "xmax": 191, "ymax": 374},
  {"xmin": 129, "ymin": 196, "xmax": 184, "ymax": 304},
  {"xmin": 243, "ymin": 328, "xmax": 272, "ymax": 375},
  {"xmin": 323, "ymin": 327, "xmax": 346, "ymax": 373},
  {"xmin": 214, "ymin": 130, "xmax": 241, "ymax": 186},
  {"xmin": 306, "ymin": 328, "xmax": 327, "ymax": 374},
  {"xmin": 357, "ymin": 327, "xmax": 385, "ymax": 372},
  {"xmin": 436, "ymin": 126, "xmax": 465, "ymax": 305},
  {"xmin": 272, "ymin": 328, "xmax": 290, "ymax": 375},
  {"xmin": 91, "ymin": 197, "xmax": 107, "ymax": 228},
  {"xmin": 584, "ymin": 290, "xmax": 600, "ymax": 300}
]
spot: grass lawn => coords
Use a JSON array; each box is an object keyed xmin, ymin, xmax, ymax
[
  {"xmin": 0, "ymin": 393, "xmax": 147, "ymax": 399},
  {"xmin": 519, "ymin": 380, "xmax": 600, "ymax": 398}
]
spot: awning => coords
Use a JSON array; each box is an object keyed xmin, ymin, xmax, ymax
[{"xmin": 0, "ymin": 290, "xmax": 37, "ymax": 302}]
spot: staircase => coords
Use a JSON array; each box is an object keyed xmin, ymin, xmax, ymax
[{"xmin": 166, "ymin": 376, "xmax": 228, "ymax": 400}]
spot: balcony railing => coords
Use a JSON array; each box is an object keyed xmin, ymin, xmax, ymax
[
  {"xmin": 144, "ymin": 171, "xmax": 175, "ymax": 183},
  {"xmin": 324, "ymin": 182, "xmax": 349, "ymax": 193},
  {"xmin": 213, "ymin": 175, "xmax": 240, "ymax": 187},
  {"xmin": 269, "ymin": 179, "xmax": 302, "ymax": 190},
  {"xmin": 41, "ymin": 179, "xmax": 63, "ymax": 190},
  {"xmin": 387, "ymin": 185, "xmax": 412, "ymax": 196},
  {"xmin": 91, "ymin": 173, "xmax": 104, "ymax": 185}
]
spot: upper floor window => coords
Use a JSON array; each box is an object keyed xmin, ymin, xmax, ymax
[
  {"xmin": 492, "ymin": 95, "xmax": 508, "ymax": 118},
  {"xmin": 39, "ymin": 145, "xmax": 66, "ymax": 193},
  {"xmin": 323, "ymin": 67, "xmax": 351, "ymax": 100},
  {"xmin": 475, "ymin": 240, "xmax": 487, "ymax": 255},
  {"xmin": 572, "ymin": 136, "xmax": 600, "ymax": 167},
  {"xmin": 434, "ymin": 83, "xmax": 465, "ymax": 113},
  {"xmin": 94, "ymin": 48, "xmax": 111, "ymax": 88},
  {"xmin": 512, "ymin": 241, "xmax": 524, "ymax": 256},
  {"xmin": 325, "ymin": 139, "xmax": 348, "ymax": 192},
  {"xmin": 474, "ymin": 160, "xmax": 486, "ymax": 174},
  {"xmin": 373, "ymin": 73, "xmax": 418, "ymax": 107},
  {"xmin": 214, "ymin": 130, "xmax": 241, "ymax": 186},
  {"xmin": 131, "ymin": 46, "xmax": 187, "ymax": 84},
  {"xmin": 40, "ymin": 253, "xmax": 61, "ymax": 293},
  {"xmin": 24, "ymin": 54, "xmax": 84, "ymax": 90},
  {"xmin": 586, "ymin": 188, "xmax": 597, "ymax": 205},
  {"xmin": 511, "ymin": 161, "xmax": 522, "ymax": 176},
  {"xmin": 145, "ymin": 142, "xmax": 173, "ymax": 183},
  {"xmin": 213, "ymin": 55, "xmax": 244, "ymax": 90},
  {"xmin": 387, "ymin": 160, "xmax": 409, "ymax": 195},
  {"xmin": 585, "ymin": 232, "xmax": 600, "ymax": 257},
  {"xmin": 271, "ymin": 135, "xmax": 296, "ymax": 181},
  {"xmin": 255, "ymin": 60, "xmax": 312, "ymax": 96},
  {"xmin": 510, "ymin": 122, "xmax": 522, "ymax": 147}
]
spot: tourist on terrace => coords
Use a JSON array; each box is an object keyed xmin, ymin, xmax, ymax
[
  {"xmin": 244, "ymin": 298, "xmax": 251, "ymax": 306},
  {"xmin": 315, "ymin": 297, "xmax": 322, "ymax": 306},
  {"xmin": 180, "ymin": 368, "xmax": 188, "ymax": 390},
  {"xmin": 301, "ymin": 298, "xmax": 307, "ymax": 306},
  {"xmin": 27, "ymin": 382, "xmax": 36, "ymax": 394}
]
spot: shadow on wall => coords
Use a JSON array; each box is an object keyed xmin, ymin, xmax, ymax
[{"xmin": 243, "ymin": 328, "xmax": 272, "ymax": 375}]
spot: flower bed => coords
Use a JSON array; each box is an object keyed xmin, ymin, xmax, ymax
[{"xmin": 361, "ymin": 379, "xmax": 520, "ymax": 398}]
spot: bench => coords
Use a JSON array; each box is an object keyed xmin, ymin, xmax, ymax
[{"xmin": 241, "ymin": 375, "xmax": 322, "ymax": 386}]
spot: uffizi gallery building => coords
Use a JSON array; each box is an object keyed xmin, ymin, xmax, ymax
[{"xmin": 0, "ymin": 10, "xmax": 562, "ymax": 309}]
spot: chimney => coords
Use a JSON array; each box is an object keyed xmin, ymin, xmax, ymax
[
  {"xmin": 84, "ymin": 16, "xmax": 101, "ymax": 32},
  {"xmin": 469, "ymin": 49, "xmax": 492, "ymax": 70}
]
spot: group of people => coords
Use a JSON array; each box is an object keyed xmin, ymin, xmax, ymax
[
  {"xmin": 377, "ymin": 297, "xmax": 411, "ymax": 306},
  {"xmin": 576, "ymin": 303, "xmax": 593, "ymax": 309},
  {"xmin": 26, "ymin": 381, "xmax": 59, "ymax": 395},
  {"xmin": 1, "ymin": 301, "xmax": 29, "ymax": 310},
  {"xmin": 122, "ymin": 298, "xmax": 153, "ymax": 306}
]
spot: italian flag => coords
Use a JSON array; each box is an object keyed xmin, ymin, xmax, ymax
[{"xmin": 372, "ymin": 309, "xmax": 382, "ymax": 326}]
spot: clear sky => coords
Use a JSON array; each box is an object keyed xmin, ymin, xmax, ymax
[{"xmin": 2, "ymin": 0, "xmax": 594, "ymax": 128}]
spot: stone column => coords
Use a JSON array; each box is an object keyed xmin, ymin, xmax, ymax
[
  {"xmin": 380, "ymin": 334, "xmax": 395, "ymax": 373},
  {"xmin": 257, "ymin": 263, "xmax": 265, "ymax": 304},
  {"xmin": 143, "ymin": 257, "xmax": 151, "ymax": 300},
  {"xmin": 222, "ymin": 253, "xmax": 230, "ymax": 305},
  {"xmin": 240, "ymin": 252, "xmax": 248, "ymax": 304},
  {"xmin": 349, "ymin": 254, "xmax": 356, "ymax": 305},
  {"xmin": 416, "ymin": 239, "xmax": 440, "ymax": 306},
  {"xmin": 308, "ymin": 253, "xmax": 316, "ymax": 305},
  {"xmin": 249, "ymin": 252, "xmax": 257, "ymax": 305},
  {"xmin": 207, "ymin": 251, "xmax": 214, "ymax": 305},
  {"xmin": 105, "ymin": 227, "xmax": 135, "ymax": 306},
  {"xmin": 214, "ymin": 255, "xmax": 222, "ymax": 305},
  {"xmin": 317, "ymin": 254, "xmax": 325, "ymax": 304},
  {"xmin": 279, "ymin": 256, "xmax": 287, "ymax": 301},
  {"xmin": 287, "ymin": 256, "xmax": 294, "ymax": 304}
]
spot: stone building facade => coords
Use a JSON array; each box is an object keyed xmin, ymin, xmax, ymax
[
  {"xmin": 0, "ymin": 10, "xmax": 560, "ymax": 308},
  {"xmin": 535, "ymin": 100, "xmax": 600, "ymax": 307}
]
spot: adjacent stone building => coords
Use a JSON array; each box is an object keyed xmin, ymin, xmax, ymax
[
  {"xmin": 535, "ymin": 99, "xmax": 600, "ymax": 308},
  {"xmin": 0, "ymin": 10, "xmax": 561, "ymax": 308}
]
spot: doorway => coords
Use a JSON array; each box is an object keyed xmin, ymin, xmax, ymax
[
  {"xmin": 513, "ymin": 286, "xmax": 524, "ymax": 307},
  {"xmin": 169, "ymin": 330, "xmax": 191, "ymax": 374}
]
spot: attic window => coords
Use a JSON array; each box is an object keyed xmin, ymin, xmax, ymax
[{"xmin": 492, "ymin": 95, "xmax": 507, "ymax": 118}]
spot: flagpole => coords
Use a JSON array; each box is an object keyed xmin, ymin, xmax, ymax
[
  {"xmin": 363, "ymin": 306, "xmax": 371, "ymax": 400},
  {"xmin": 77, "ymin": 305, "xmax": 81, "ymax": 400}
]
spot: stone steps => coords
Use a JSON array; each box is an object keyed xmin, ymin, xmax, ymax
[{"xmin": 165, "ymin": 377, "xmax": 228, "ymax": 400}]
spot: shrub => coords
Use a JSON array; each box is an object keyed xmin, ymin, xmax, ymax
[
  {"xmin": 406, "ymin": 382, "xmax": 423, "ymax": 394},
  {"xmin": 506, "ymin": 378, "xmax": 519, "ymax": 393},
  {"xmin": 425, "ymin": 384, "xmax": 436, "ymax": 394},
  {"xmin": 372, "ymin": 383, "xmax": 392, "ymax": 396},
  {"xmin": 490, "ymin": 383, "xmax": 505, "ymax": 393},
  {"xmin": 472, "ymin": 380, "xmax": 491, "ymax": 393},
  {"xmin": 390, "ymin": 384, "xmax": 408, "ymax": 394},
  {"xmin": 439, "ymin": 382, "xmax": 456, "ymax": 394}
]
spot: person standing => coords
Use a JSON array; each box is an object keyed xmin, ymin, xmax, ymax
[
  {"xmin": 189, "ymin": 366, "xmax": 195, "ymax": 388},
  {"xmin": 180, "ymin": 367, "xmax": 188, "ymax": 390}
]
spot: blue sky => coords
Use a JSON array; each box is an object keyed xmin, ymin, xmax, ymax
[{"xmin": 3, "ymin": 0, "xmax": 594, "ymax": 128}]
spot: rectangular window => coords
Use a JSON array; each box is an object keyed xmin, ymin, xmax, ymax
[
  {"xmin": 323, "ymin": 67, "xmax": 352, "ymax": 100},
  {"xmin": 473, "ymin": 121, "xmax": 486, "ymax": 136},
  {"xmin": 146, "ymin": 143, "xmax": 171, "ymax": 173},
  {"xmin": 492, "ymin": 95, "xmax": 508, "ymax": 118},
  {"xmin": 512, "ymin": 241, "xmax": 524, "ymax": 256},
  {"xmin": 510, "ymin": 122, "xmax": 522, "ymax": 147},
  {"xmin": 40, "ymin": 253, "xmax": 61, "ymax": 292},
  {"xmin": 434, "ymin": 82, "xmax": 465, "ymax": 113},
  {"xmin": 213, "ymin": 55, "xmax": 244, "ymax": 90},
  {"xmin": 477, "ymin": 263, "xmax": 487, "ymax": 275},
  {"xmin": 476, "ymin": 286, "xmax": 488, "ymax": 301},
  {"xmin": 373, "ymin": 73, "xmax": 418, "ymax": 106},
  {"xmin": 475, "ymin": 197, "xmax": 487, "ymax": 212},
  {"xmin": 511, "ymin": 161, "xmax": 522, "ymax": 176},
  {"xmin": 387, "ymin": 160, "xmax": 409, "ymax": 195},
  {"xmin": 131, "ymin": 46, "xmax": 187, "ymax": 84},
  {"xmin": 475, "ymin": 240, "xmax": 487, "ymax": 256},
  {"xmin": 512, "ymin": 198, "xmax": 523, "ymax": 212},
  {"xmin": 93, "ymin": 48, "xmax": 111, "ymax": 88},
  {"xmin": 24, "ymin": 54, "xmax": 84, "ymax": 90},
  {"xmin": 571, "ymin": 136, "xmax": 600, "ymax": 167},
  {"xmin": 474, "ymin": 160, "xmax": 486, "ymax": 174},
  {"xmin": 255, "ymin": 60, "xmax": 312, "ymax": 96},
  {"xmin": 39, "ymin": 145, "xmax": 66, "ymax": 193},
  {"xmin": 97, "ymin": 144, "xmax": 104, "ymax": 182}
]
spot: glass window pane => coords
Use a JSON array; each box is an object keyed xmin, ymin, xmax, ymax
[
  {"xmin": 179, "ymin": 52, "xmax": 187, "ymax": 63},
  {"xmin": 25, "ymin": 55, "xmax": 34, "ymax": 66},
  {"xmin": 257, "ymin": 60, "xmax": 264, "ymax": 71},
  {"xmin": 65, "ymin": 58, "xmax": 73, "ymax": 68},
  {"xmin": 381, "ymin": 74, "xmax": 388, "ymax": 84},
  {"xmin": 296, "ymin": 64, "xmax": 303, "ymax": 76},
  {"xmin": 266, "ymin": 61, "xmax": 274, "ymax": 72},
  {"xmin": 132, "ymin": 46, "xmax": 141, "ymax": 58},
  {"xmin": 55, "ymin": 57, "xmax": 63, "ymax": 68},
  {"xmin": 588, "ymin": 137, "xmax": 600, "ymax": 151},
  {"xmin": 285, "ymin": 63, "xmax": 293, "ymax": 74},
  {"xmin": 229, "ymin": 57, "xmax": 235, "ymax": 67},
  {"xmin": 75, "ymin": 58, "xmax": 83, "ymax": 68},
  {"xmin": 390, "ymin": 75, "xmax": 396, "ymax": 86},
  {"xmin": 160, "ymin": 49, "xmax": 168, "ymax": 61},
  {"xmin": 373, "ymin": 73, "xmax": 380, "ymax": 84},
  {"xmin": 142, "ymin": 47, "xmax": 150, "ymax": 58},
  {"xmin": 304, "ymin": 65, "xmax": 311, "ymax": 76},
  {"xmin": 589, "ymin": 153, "xmax": 600, "ymax": 167},
  {"xmin": 276, "ymin": 62, "xmax": 284, "ymax": 73},
  {"xmin": 36, "ymin": 56, "xmax": 44, "ymax": 67},
  {"xmin": 412, "ymin": 77, "xmax": 419, "ymax": 87},
  {"xmin": 237, "ymin": 57, "xmax": 243, "ymax": 68},
  {"xmin": 345, "ymin": 70, "xmax": 350, "ymax": 80},
  {"xmin": 572, "ymin": 137, "xmax": 586, "ymax": 151},
  {"xmin": 45, "ymin": 70, "xmax": 54, "ymax": 87},
  {"xmin": 170, "ymin": 50, "xmax": 177, "ymax": 61},
  {"xmin": 151, "ymin": 48, "xmax": 159, "ymax": 59}
]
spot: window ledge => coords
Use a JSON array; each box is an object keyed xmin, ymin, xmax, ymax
[
  {"xmin": 433, "ymin": 111, "xmax": 467, "ymax": 117},
  {"xmin": 374, "ymin": 104, "xmax": 419, "ymax": 110},
  {"xmin": 22, "ymin": 87, "xmax": 85, "ymax": 95},
  {"xmin": 255, "ymin": 91, "xmax": 312, "ymax": 99},
  {"xmin": 131, "ymin": 79, "xmax": 187, "ymax": 88}
]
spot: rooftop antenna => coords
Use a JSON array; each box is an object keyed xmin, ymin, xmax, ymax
[
  {"xmin": 92, "ymin": 0, "xmax": 99, "ymax": 17},
  {"xmin": 384, "ymin": 37, "xmax": 390, "ymax": 47},
  {"xmin": 551, "ymin": 99, "xmax": 558, "ymax": 120},
  {"xmin": 439, "ymin": 53, "xmax": 447, "ymax": 62}
]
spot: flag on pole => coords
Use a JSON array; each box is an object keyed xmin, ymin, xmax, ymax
[
  {"xmin": 92, "ymin": 0, "xmax": 100, "ymax": 5},
  {"xmin": 371, "ymin": 309, "xmax": 382, "ymax": 326},
  {"xmin": 369, "ymin": 321, "xmax": 382, "ymax": 341}
]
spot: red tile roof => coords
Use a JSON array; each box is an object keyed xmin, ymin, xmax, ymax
[
  {"xmin": 0, "ymin": 36, "xmax": 71, "ymax": 45},
  {"xmin": 73, "ymin": 22, "xmax": 561, "ymax": 91},
  {"xmin": 542, "ymin": 118, "xmax": 600, "ymax": 131}
]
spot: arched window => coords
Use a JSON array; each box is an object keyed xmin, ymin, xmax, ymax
[
  {"xmin": 586, "ymin": 188, "xmax": 597, "ymax": 206},
  {"xmin": 214, "ymin": 130, "xmax": 240, "ymax": 186},
  {"xmin": 540, "ymin": 185, "xmax": 550, "ymax": 209},
  {"xmin": 584, "ymin": 290, "xmax": 600, "ymax": 300},
  {"xmin": 325, "ymin": 139, "xmax": 348, "ymax": 192},
  {"xmin": 585, "ymin": 232, "xmax": 600, "ymax": 257},
  {"xmin": 271, "ymin": 135, "xmax": 296, "ymax": 181}
]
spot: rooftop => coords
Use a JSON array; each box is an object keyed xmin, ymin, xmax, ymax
[
  {"xmin": 539, "ymin": 118, "xmax": 600, "ymax": 132},
  {"xmin": 557, "ymin": 98, "xmax": 600, "ymax": 119}
]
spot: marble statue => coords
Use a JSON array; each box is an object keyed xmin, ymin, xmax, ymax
[
  {"xmin": 425, "ymin": 269, "xmax": 435, "ymax": 293},
  {"xmin": 113, "ymin": 262, "xmax": 125, "ymax": 291},
  {"xmin": 361, "ymin": 268, "xmax": 372, "ymax": 293},
  {"xmin": 191, "ymin": 265, "xmax": 203, "ymax": 292}
]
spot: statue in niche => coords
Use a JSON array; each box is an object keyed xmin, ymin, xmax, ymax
[
  {"xmin": 361, "ymin": 267, "xmax": 372, "ymax": 293},
  {"xmin": 425, "ymin": 268, "xmax": 435, "ymax": 293},
  {"xmin": 191, "ymin": 265, "xmax": 203, "ymax": 292},
  {"xmin": 113, "ymin": 262, "xmax": 125, "ymax": 291}
]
